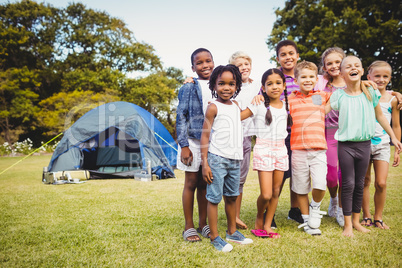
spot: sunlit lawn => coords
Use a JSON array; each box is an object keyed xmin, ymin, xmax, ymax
[{"xmin": 0, "ymin": 149, "xmax": 401, "ymax": 267}]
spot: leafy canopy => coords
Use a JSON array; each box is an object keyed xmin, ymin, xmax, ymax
[
  {"xmin": 0, "ymin": 0, "xmax": 183, "ymax": 144},
  {"xmin": 267, "ymin": 0, "xmax": 401, "ymax": 90}
]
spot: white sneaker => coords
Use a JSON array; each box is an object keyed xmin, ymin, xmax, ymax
[
  {"xmin": 298, "ymin": 222, "xmax": 321, "ymax": 236},
  {"xmin": 308, "ymin": 205, "xmax": 327, "ymax": 229},
  {"xmin": 328, "ymin": 197, "xmax": 338, "ymax": 218},
  {"xmin": 336, "ymin": 208, "xmax": 344, "ymax": 227}
]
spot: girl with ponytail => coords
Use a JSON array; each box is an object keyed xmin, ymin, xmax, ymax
[{"xmin": 240, "ymin": 68, "xmax": 291, "ymax": 238}]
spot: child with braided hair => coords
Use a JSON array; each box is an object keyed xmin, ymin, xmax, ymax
[{"xmin": 240, "ymin": 68, "xmax": 292, "ymax": 238}]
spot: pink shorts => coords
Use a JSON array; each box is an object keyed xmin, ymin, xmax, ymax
[{"xmin": 253, "ymin": 138, "xmax": 288, "ymax": 172}]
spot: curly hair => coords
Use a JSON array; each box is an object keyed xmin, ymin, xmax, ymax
[
  {"xmin": 208, "ymin": 64, "xmax": 242, "ymax": 99},
  {"xmin": 261, "ymin": 68, "xmax": 293, "ymax": 127}
]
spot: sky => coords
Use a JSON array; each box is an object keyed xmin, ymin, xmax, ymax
[{"xmin": 3, "ymin": 0, "xmax": 286, "ymax": 80}]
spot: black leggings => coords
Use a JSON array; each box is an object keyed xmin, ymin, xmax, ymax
[{"xmin": 338, "ymin": 140, "xmax": 371, "ymax": 216}]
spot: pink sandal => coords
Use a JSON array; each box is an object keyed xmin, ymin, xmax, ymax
[{"xmin": 251, "ymin": 229, "xmax": 269, "ymax": 238}]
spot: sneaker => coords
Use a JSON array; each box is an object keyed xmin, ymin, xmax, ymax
[
  {"xmin": 336, "ymin": 208, "xmax": 344, "ymax": 227},
  {"xmin": 288, "ymin": 207, "xmax": 304, "ymax": 224},
  {"xmin": 226, "ymin": 230, "xmax": 253, "ymax": 245},
  {"xmin": 328, "ymin": 197, "xmax": 338, "ymax": 218},
  {"xmin": 308, "ymin": 205, "xmax": 327, "ymax": 229},
  {"xmin": 211, "ymin": 236, "xmax": 233, "ymax": 252},
  {"xmin": 298, "ymin": 222, "xmax": 321, "ymax": 236},
  {"xmin": 271, "ymin": 215, "xmax": 277, "ymax": 229}
]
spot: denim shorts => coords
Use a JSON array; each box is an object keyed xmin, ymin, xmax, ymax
[{"xmin": 206, "ymin": 152, "xmax": 240, "ymax": 204}]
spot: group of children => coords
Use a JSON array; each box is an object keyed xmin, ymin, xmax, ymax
[{"xmin": 176, "ymin": 41, "xmax": 402, "ymax": 252}]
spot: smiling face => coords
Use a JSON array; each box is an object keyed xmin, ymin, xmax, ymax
[
  {"xmin": 215, "ymin": 71, "xmax": 237, "ymax": 102},
  {"xmin": 295, "ymin": 68, "xmax": 318, "ymax": 95},
  {"xmin": 263, "ymin": 73, "xmax": 286, "ymax": 101},
  {"xmin": 323, "ymin": 52, "xmax": 343, "ymax": 79},
  {"xmin": 233, "ymin": 57, "xmax": 252, "ymax": 83},
  {"xmin": 191, "ymin": 51, "xmax": 214, "ymax": 80},
  {"xmin": 367, "ymin": 65, "xmax": 392, "ymax": 91},
  {"xmin": 276, "ymin": 45, "xmax": 299, "ymax": 75},
  {"xmin": 340, "ymin": 56, "xmax": 364, "ymax": 84}
]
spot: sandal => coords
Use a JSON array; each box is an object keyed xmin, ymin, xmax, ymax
[
  {"xmin": 374, "ymin": 220, "xmax": 389, "ymax": 229},
  {"xmin": 197, "ymin": 225, "xmax": 211, "ymax": 238},
  {"xmin": 251, "ymin": 229, "xmax": 269, "ymax": 238},
  {"xmin": 361, "ymin": 217, "xmax": 373, "ymax": 226},
  {"xmin": 183, "ymin": 228, "xmax": 201, "ymax": 242}
]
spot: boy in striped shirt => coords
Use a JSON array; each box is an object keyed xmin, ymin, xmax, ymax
[{"xmin": 288, "ymin": 61, "xmax": 331, "ymax": 235}]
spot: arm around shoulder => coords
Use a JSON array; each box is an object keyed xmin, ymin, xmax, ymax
[
  {"xmin": 389, "ymin": 91, "xmax": 402, "ymax": 110},
  {"xmin": 375, "ymin": 105, "xmax": 402, "ymax": 153}
]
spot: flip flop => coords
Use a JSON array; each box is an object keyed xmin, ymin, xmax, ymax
[
  {"xmin": 197, "ymin": 225, "xmax": 211, "ymax": 238},
  {"xmin": 361, "ymin": 218, "xmax": 373, "ymax": 226},
  {"xmin": 183, "ymin": 228, "xmax": 201, "ymax": 242},
  {"xmin": 251, "ymin": 229, "xmax": 270, "ymax": 238},
  {"xmin": 374, "ymin": 220, "xmax": 389, "ymax": 229}
]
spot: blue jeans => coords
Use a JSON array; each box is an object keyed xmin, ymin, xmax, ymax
[{"xmin": 206, "ymin": 152, "xmax": 241, "ymax": 204}]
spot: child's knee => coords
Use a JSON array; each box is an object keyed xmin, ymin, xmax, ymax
[
  {"xmin": 225, "ymin": 196, "xmax": 237, "ymax": 203},
  {"xmin": 374, "ymin": 180, "xmax": 386, "ymax": 191},
  {"xmin": 260, "ymin": 192, "xmax": 272, "ymax": 202}
]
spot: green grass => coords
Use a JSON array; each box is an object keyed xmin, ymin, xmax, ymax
[{"xmin": 0, "ymin": 151, "xmax": 401, "ymax": 267}]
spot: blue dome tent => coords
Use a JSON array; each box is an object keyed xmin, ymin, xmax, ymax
[{"xmin": 48, "ymin": 102, "xmax": 177, "ymax": 179}]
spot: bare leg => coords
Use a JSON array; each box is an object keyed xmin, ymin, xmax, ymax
[
  {"xmin": 280, "ymin": 177, "xmax": 299, "ymax": 207},
  {"xmin": 182, "ymin": 171, "xmax": 201, "ymax": 241},
  {"xmin": 361, "ymin": 162, "xmax": 372, "ymax": 225},
  {"xmin": 235, "ymin": 193, "xmax": 247, "ymax": 229},
  {"xmin": 373, "ymin": 160, "xmax": 390, "ymax": 229},
  {"xmin": 328, "ymin": 185, "xmax": 338, "ymax": 198},
  {"xmin": 352, "ymin": 212, "xmax": 370, "ymax": 233},
  {"xmin": 208, "ymin": 202, "xmax": 219, "ymax": 240},
  {"xmin": 196, "ymin": 169, "xmax": 208, "ymax": 229},
  {"xmin": 298, "ymin": 194, "xmax": 310, "ymax": 215},
  {"xmin": 263, "ymin": 170, "xmax": 283, "ymax": 238},
  {"xmin": 225, "ymin": 196, "xmax": 237, "ymax": 235},
  {"xmin": 343, "ymin": 215, "xmax": 353, "ymax": 237},
  {"xmin": 311, "ymin": 188, "xmax": 325, "ymax": 203},
  {"xmin": 255, "ymin": 171, "xmax": 273, "ymax": 230}
]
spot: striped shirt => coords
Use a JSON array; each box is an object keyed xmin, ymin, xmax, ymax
[
  {"xmin": 289, "ymin": 90, "xmax": 331, "ymax": 150},
  {"xmin": 281, "ymin": 71, "xmax": 299, "ymax": 100}
]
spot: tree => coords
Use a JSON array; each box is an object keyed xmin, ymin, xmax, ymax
[
  {"xmin": 267, "ymin": 0, "xmax": 401, "ymax": 91},
  {"xmin": 121, "ymin": 67, "xmax": 184, "ymax": 136},
  {"xmin": 37, "ymin": 90, "xmax": 119, "ymax": 136},
  {"xmin": 0, "ymin": 1, "xmax": 183, "ymax": 144}
]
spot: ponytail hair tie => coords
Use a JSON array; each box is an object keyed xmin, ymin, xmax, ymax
[
  {"xmin": 266, "ymin": 106, "xmax": 270, "ymax": 110},
  {"xmin": 287, "ymin": 111, "xmax": 290, "ymax": 115}
]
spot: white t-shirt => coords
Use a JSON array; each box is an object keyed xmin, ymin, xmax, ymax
[
  {"xmin": 198, "ymin": 79, "xmax": 214, "ymax": 115},
  {"xmin": 209, "ymin": 100, "xmax": 243, "ymax": 160},
  {"xmin": 234, "ymin": 80, "xmax": 261, "ymax": 137},
  {"xmin": 247, "ymin": 101, "xmax": 288, "ymax": 141}
]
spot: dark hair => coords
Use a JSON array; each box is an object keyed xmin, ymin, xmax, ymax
[
  {"xmin": 276, "ymin": 40, "xmax": 298, "ymax": 57},
  {"xmin": 191, "ymin": 48, "xmax": 213, "ymax": 66},
  {"xmin": 260, "ymin": 68, "xmax": 293, "ymax": 127},
  {"xmin": 209, "ymin": 64, "xmax": 242, "ymax": 99}
]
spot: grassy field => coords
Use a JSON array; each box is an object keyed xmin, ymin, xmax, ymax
[{"xmin": 0, "ymin": 151, "xmax": 401, "ymax": 267}]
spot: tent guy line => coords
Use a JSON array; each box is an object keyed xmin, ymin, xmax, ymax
[{"xmin": 0, "ymin": 132, "xmax": 64, "ymax": 176}]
